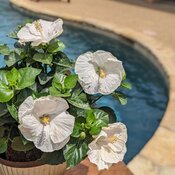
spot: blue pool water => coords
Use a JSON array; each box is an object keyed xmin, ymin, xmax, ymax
[{"xmin": 0, "ymin": 0, "xmax": 168, "ymax": 163}]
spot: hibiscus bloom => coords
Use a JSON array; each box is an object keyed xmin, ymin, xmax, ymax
[
  {"xmin": 17, "ymin": 19, "xmax": 63, "ymax": 46},
  {"xmin": 75, "ymin": 50, "xmax": 124, "ymax": 95},
  {"xmin": 87, "ymin": 123, "xmax": 127, "ymax": 170},
  {"xmin": 18, "ymin": 96, "xmax": 75, "ymax": 152}
]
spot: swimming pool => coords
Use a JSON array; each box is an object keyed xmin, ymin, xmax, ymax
[{"xmin": 0, "ymin": 0, "xmax": 168, "ymax": 163}]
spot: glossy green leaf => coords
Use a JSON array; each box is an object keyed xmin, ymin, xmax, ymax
[
  {"xmin": 121, "ymin": 82, "xmax": 132, "ymax": 90},
  {"xmin": 7, "ymin": 104, "xmax": 18, "ymax": 122},
  {"xmin": 93, "ymin": 109, "xmax": 109, "ymax": 124},
  {"xmin": 0, "ymin": 138, "xmax": 7, "ymax": 154},
  {"xmin": 16, "ymin": 67, "xmax": 41, "ymax": 90},
  {"xmin": 0, "ymin": 82, "xmax": 14, "ymax": 103},
  {"xmin": 0, "ymin": 126, "xmax": 6, "ymax": 137},
  {"xmin": 68, "ymin": 90, "xmax": 90, "ymax": 110},
  {"xmin": 0, "ymin": 44, "xmax": 10, "ymax": 55},
  {"xmin": 64, "ymin": 74, "xmax": 78, "ymax": 89},
  {"xmin": 0, "ymin": 70, "xmax": 8, "ymax": 85},
  {"xmin": 49, "ymin": 86, "xmax": 71, "ymax": 97},
  {"xmin": 53, "ymin": 52, "xmax": 73, "ymax": 68},
  {"xmin": 47, "ymin": 40, "xmax": 65, "ymax": 53},
  {"xmin": 112, "ymin": 92, "xmax": 128, "ymax": 105},
  {"xmin": 11, "ymin": 136, "xmax": 34, "ymax": 152},
  {"xmin": 39, "ymin": 150, "xmax": 64, "ymax": 165},
  {"xmin": 6, "ymin": 68, "xmax": 19, "ymax": 86},
  {"xmin": 4, "ymin": 52, "xmax": 21, "ymax": 67},
  {"xmin": 64, "ymin": 142, "xmax": 89, "ymax": 168},
  {"xmin": 86, "ymin": 110, "xmax": 96, "ymax": 125},
  {"xmin": 71, "ymin": 123, "xmax": 82, "ymax": 138},
  {"xmin": 0, "ymin": 103, "xmax": 8, "ymax": 117},
  {"xmin": 38, "ymin": 72, "xmax": 53, "ymax": 85},
  {"xmin": 33, "ymin": 53, "xmax": 53, "ymax": 65}
]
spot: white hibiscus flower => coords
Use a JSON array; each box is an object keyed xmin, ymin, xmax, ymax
[
  {"xmin": 75, "ymin": 50, "xmax": 124, "ymax": 95},
  {"xmin": 17, "ymin": 19, "xmax": 63, "ymax": 46},
  {"xmin": 18, "ymin": 96, "xmax": 75, "ymax": 152},
  {"xmin": 87, "ymin": 122, "xmax": 127, "ymax": 170}
]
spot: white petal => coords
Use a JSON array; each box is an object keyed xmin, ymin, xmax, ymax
[
  {"xmin": 34, "ymin": 125, "xmax": 69, "ymax": 152},
  {"xmin": 107, "ymin": 123, "xmax": 127, "ymax": 143},
  {"xmin": 17, "ymin": 26, "xmax": 39, "ymax": 43},
  {"xmin": 50, "ymin": 112, "xmax": 75, "ymax": 143},
  {"xmin": 92, "ymin": 50, "xmax": 111, "ymax": 68},
  {"xmin": 48, "ymin": 19, "xmax": 63, "ymax": 39},
  {"xmin": 99, "ymin": 74, "xmax": 122, "ymax": 95},
  {"xmin": 88, "ymin": 150, "xmax": 112, "ymax": 170},
  {"xmin": 75, "ymin": 52, "xmax": 99, "ymax": 83},
  {"xmin": 33, "ymin": 96, "xmax": 69, "ymax": 117},
  {"xmin": 18, "ymin": 96, "xmax": 34, "ymax": 122},
  {"xmin": 79, "ymin": 79, "xmax": 99, "ymax": 95},
  {"xmin": 101, "ymin": 146, "xmax": 120, "ymax": 164},
  {"xmin": 31, "ymin": 39, "xmax": 43, "ymax": 46},
  {"xmin": 88, "ymin": 130, "xmax": 107, "ymax": 150},
  {"xmin": 18, "ymin": 114, "xmax": 43, "ymax": 142}
]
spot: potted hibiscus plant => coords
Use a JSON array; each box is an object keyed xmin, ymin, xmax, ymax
[{"xmin": 0, "ymin": 18, "xmax": 131, "ymax": 175}]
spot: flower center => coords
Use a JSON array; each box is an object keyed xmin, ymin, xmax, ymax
[
  {"xmin": 40, "ymin": 115, "xmax": 50, "ymax": 125},
  {"xmin": 34, "ymin": 20, "xmax": 43, "ymax": 33},
  {"xmin": 99, "ymin": 68, "xmax": 106, "ymax": 79},
  {"xmin": 107, "ymin": 135, "xmax": 118, "ymax": 143}
]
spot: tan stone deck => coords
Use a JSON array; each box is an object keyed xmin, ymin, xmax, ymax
[{"xmin": 10, "ymin": 0, "xmax": 175, "ymax": 174}]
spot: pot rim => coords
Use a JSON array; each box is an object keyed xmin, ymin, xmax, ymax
[{"xmin": 0, "ymin": 157, "xmax": 45, "ymax": 168}]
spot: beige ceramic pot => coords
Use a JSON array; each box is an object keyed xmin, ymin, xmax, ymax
[{"xmin": 0, "ymin": 158, "xmax": 66, "ymax": 175}]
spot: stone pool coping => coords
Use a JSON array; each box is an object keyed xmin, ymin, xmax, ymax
[{"xmin": 9, "ymin": 0, "xmax": 175, "ymax": 174}]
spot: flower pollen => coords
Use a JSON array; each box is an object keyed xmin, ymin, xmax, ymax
[
  {"xmin": 34, "ymin": 20, "xmax": 43, "ymax": 33},
  {"xmin": 99, "ymin": 68, "xmax": 106, "ymax": 79},
  {"xmin": 107, "ymin": 135, "xmax": 118, "ymax": 143},
  {"xmin": 40, "ymin": 114, "xmax": 50, "ymax": 125}
]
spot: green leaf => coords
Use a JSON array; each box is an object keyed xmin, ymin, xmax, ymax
[
  {"xmin": 0, "ymin": 44, "xmax": 10, "ymax": 55},
  {"xmin": 0, "ymin": 138, "xmax": 7, "ymax": 154},
  {"xmin": 4, "ymin": 52, "xmax": 21, "ymax": 67},
  {"xmin": 7, "ymin": 104, "xmax": 18, "ymax": 122},
  {"xmin": 0, "ymin": 70, "xmax": 8, "ymax": 84},
  {"xmin": 16, "ymin": 67, "xmax": 41, "ymax": 90},
  {"xmin": 112, "ymin": 92, "xmax": 128, "ymax": 105},
  {"xmin": 39, "ymin": 150, "xmax": 64, "ymax": 165},
  {"xmin": 49, "ymin": 86, "xmax": 71, "ymax": 97},
  {"xmin": 64, "ymin": 142, "xmax": 89, "ymax": 168},
  {"xmin": 93, "ymin": 109, "xmax": 109, "ymax": 124},
  {"xmin": 54, "ymin": 73, "xmax": 66, "ymax": 86},
  {"xmin": 0, "ymin": 103, "xmax": 8, "ymax": 117},
  {"xmin": 71, "ymin": 123, "xmax": 82, "ymax": 138},
  {"xmin": 53, "ymin": 52, "xmax": 73, "ymax": 68},
  {"xmin": 8, "ymin": 31, "xmax": 18, "ymax": 39},
  {"xmin": 68, "ymin": 98, "xmax": 91, "ymax": 110},
  {"xmin": 0, "ymin": 126, "xmax": 6, "ymax": 137},
  {"xmin": 64, "ymin": 74, "xmax": 78, "ymax": 89},
  {"xmin": 47, "ymin": 40, "xmax": 65, "ymax": 53},
  {"xmin": 121, "ymin": 82, "xmax": 132, "ymax": 90},
  {"xmin": 100, "ymin": 107, "xmax": 117, "ymax": 123},
  {"xmin": 0, "ymin": 114, "xmax": 16, "ymax": 126},
  {"xmin": 33, "ymin": 53, "xmax": 53, "ymax": 65},
  {"xmin": 11, "ymin": 136, "xmax": 34, "ymax": 152},
  {"xmin": 38, "ymin": 72, "xmax": 53, "ymax": 85},
  {"xmin": 89, "ymin": 126, "xmax": 101, "ymax": 135},
  {"xmin": 6, "ymin": 68, "xmax": 19, "ymax": 86},
  {"xmin": 0, "ymin": 82, "xmax": 14, "ymax": 103},
  {"xmin": 68, "ymin": 90, "xmax": 90, "ymax": 110},
  {"xmin": 86, "ymin": 110, "xmax": 96, "ymax": 125},
  {"xmin": 87, "ymin": 109, "xmax": 109, "ymax": 136},
  {"xmin": 15, "ymin": 88, "xmax": 33, "ymax": 106}
]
